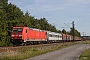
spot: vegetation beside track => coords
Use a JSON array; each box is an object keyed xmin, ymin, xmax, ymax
[
  {"xmin": 0, "ymin": 41, "xmax": 83, "ymax": 60},
  {"xmin": 80, "ymin": 48, "xmax": 90, "ymax": 60},
  {"xmin": 79, "ymin": 40, "xmax": 90, "ymax": 60}
]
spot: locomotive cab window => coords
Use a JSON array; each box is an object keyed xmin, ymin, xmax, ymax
[{"xmin": 13, "ymin": 28, "xmax": 23, "ymax": 32}]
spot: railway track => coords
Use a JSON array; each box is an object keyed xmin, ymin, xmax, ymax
[{"xmin": 0, "ymin": 42, "xmax": 72, "ymax": 53}]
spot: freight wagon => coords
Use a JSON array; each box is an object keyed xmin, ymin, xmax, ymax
[{"xmin": 47, "ymin": 31, "xmax": 62, "ymax": 43}]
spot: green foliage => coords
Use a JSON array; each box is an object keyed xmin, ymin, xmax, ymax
[
  {"xmin": 62, "ymin": 29, "xmax": 67, "ymax": 34},
  {"xmin": 61, "ymin": 28, "xmax": 81, "ymax": 37},
  {"xmin": 57, "ymin": 30, "xmax": 62, "ymax": 33},
  {"xmin": 0, "ymin": 0, "xmax": 23, "ymax": 46},
  {"xmin": 80, "ymin": 48, "xmax": 90, "ymax": 60},
  {"xmin": 70, "ymin": 28, "xmax": 81, "ymax": 37}
]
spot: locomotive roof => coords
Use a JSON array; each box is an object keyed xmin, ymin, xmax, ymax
[{"xmin": 29, "ymin": 28, "xmax": 45, "ymax": 32}]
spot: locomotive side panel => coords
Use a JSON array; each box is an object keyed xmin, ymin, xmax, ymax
[{"xmin": 27, "ymin": 28, "xmax": 47, "ymax": 41}]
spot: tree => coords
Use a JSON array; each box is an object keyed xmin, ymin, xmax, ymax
[
  {"xmin": 57, "ymin": 30, "xmax": 62, "ymax": 33},
  {"xmin": 0, "ymin": 0, "xmax": 24, "ymax": 46},
  {"xmin": 70, "ymin": 28, "xmax": 81, "ymax": 37},
  {"xmin": 0, "ymin": 0, "xmax": 12, "ymax": 46},
  {"xmin": 62, "ymin": 29, "xmax": 67, "ymax": 34}
]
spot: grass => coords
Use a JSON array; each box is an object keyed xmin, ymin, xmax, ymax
[
  {"xmin": 79, "ymin": 40, "xmax": 90, "ymax": 60},
  {"xmin": 81, "ymin": 40, "xmax": 90, "ymax": 44},
  {"xmin": 0, "ymin": 40, "xmax": 89, "ymax": 60},
  {"xmin": 80, "ymin": 48, "xmax": 90, "ymax": 60}
]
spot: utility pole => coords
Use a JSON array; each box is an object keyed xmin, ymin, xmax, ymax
[
  {"xmin": 72, "ymin": 21, "xmax": 75, "ymax": 41},
  {"xmin": 62, "ymin": 21, "xmax": 75, "ymax": 41}
]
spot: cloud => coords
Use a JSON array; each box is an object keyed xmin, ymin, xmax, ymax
[
  {"xmin": 68, "ymin": 0, "xmax": 90, "ymax": 4},
  {"xmin": 33, "ymin": 0, "xmax": 48, "ymax": 3},
  {"xmin": 42, "ymin": 5, "xmax": 64, "ymax": 12}
]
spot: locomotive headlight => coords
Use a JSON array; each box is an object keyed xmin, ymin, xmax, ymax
[
  {"xmin": 19, "ymin": 35, "xmax": 22, "ymax": 37},
  {"xmin": 12, "ymin": 35, "xmax": 14, "ymax": 37}
]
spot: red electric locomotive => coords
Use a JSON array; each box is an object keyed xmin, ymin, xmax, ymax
[{"xmin": 11, "ymin": 26, "xmax": 47, "ymax": 45}]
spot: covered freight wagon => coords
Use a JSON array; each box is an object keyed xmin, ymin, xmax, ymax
[
  {"xmin": 62, "ymin": 34, "xmax": 67, "ymax": 41},
  {"xmin": 46, "ymin": 31, "xmax": 62, "ymax": 43}
]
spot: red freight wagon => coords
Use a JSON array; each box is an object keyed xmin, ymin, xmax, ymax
[
  {"xmin": 62, "ymin": 34, "xmax": 67, "ymax": 41},
  {"xmin": 70, "ymin": 36, "xmax": 73, "ymax": 41},
  {"xmin": 11, "ymin": 26, "xmax": 47, "ymax": 44},
  {"xmin": 74, "ymin": 36, "xmax": 81, "ymax": 41},
  {"xmin": 66, "ymin": 34, "xmax": 71, "ymax": 41}
]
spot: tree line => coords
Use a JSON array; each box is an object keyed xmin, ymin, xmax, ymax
[{"xmin": 0, "ymin": 0, "xmax": 81, "ymax": 46}]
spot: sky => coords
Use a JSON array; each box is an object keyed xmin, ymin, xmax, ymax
[{"xmin": 8, "ymin": 0, "xmax": 90, "ymax": 36}]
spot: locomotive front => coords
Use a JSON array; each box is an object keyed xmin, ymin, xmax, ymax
[{"xmin": 11, "ymin": 27, "xmax": 23, "ymax": 44}]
